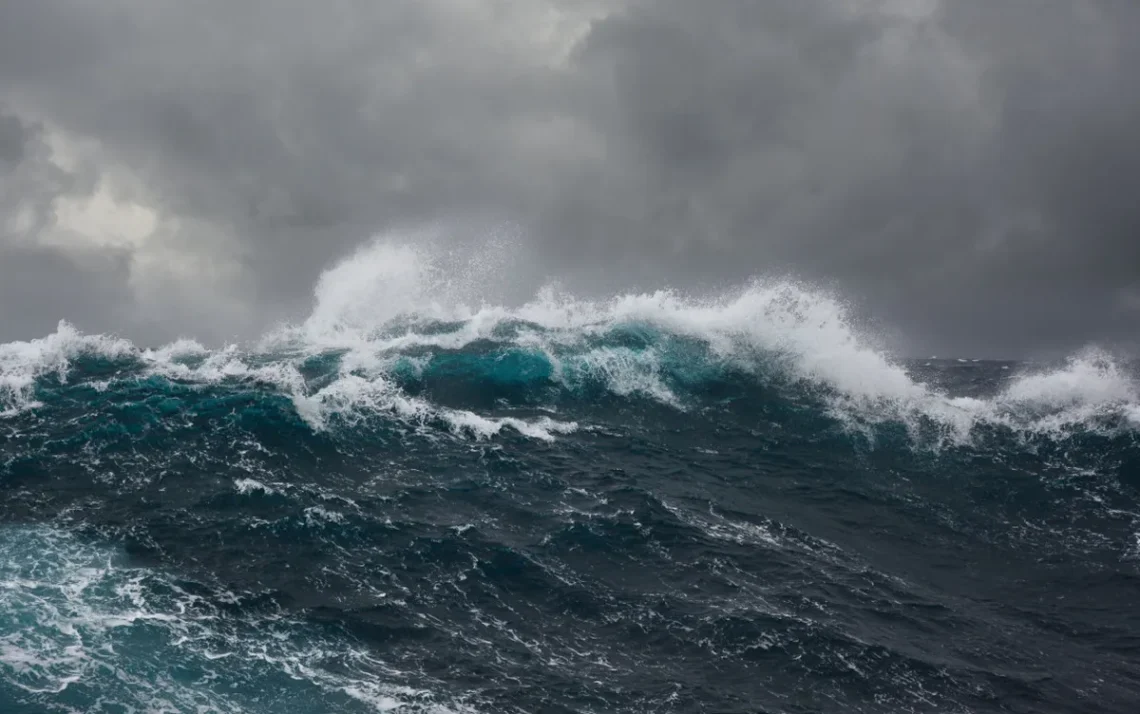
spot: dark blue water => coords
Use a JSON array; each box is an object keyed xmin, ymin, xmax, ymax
[{"xmin": 2, "ymin": 297, "xmax": 1139, "ymax": 713}]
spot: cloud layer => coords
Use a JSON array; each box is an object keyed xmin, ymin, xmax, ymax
[{"xmin": 1, "ymin": 0, "xmax": 1138, "ymax": 356}]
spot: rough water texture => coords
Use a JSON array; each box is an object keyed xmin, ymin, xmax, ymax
[{"xmin": 1, "ymin": 241, "xmax": 1139, "ymax": 713}]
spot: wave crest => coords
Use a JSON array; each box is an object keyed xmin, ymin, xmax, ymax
[
  {"xmin": 2, "ymin": 238, "xmax": 1137, "ymax": 447},
  {"xmin": 0, "ymin": 321, "xmax": 135, "ymax": 416}
]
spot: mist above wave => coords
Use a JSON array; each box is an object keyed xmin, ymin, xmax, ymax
[{"xmin": 2, "ymin": 237, "xmax": 1137, "ymax": 445}]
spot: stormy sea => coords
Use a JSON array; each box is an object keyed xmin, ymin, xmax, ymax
[{"xmin": 1, "ymin": 242, "xmax": 1138, "ymax": 714}]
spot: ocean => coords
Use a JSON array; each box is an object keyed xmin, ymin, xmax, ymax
[{"xmin": 1, "ymin": 243, "xmax": 1138, "ymax": 713}]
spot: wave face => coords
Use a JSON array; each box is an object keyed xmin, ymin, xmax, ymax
[{"xmin": 2, "ymin": 240, "xmax": 1140, "ymax": 713}]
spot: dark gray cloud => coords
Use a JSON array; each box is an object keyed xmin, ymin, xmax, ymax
[
  {"xmin": 0, "ymin": 0, "xmax": 1137, "ymax": 356},
  {"xmin": 0, "ymin": 245, "xmax": 134, "ymax": 340},
  {"xmin": 0, "ymin": 112, "xmax": 28, "ymax": 166}
]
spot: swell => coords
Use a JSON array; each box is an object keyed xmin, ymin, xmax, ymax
[
  {"xmin": 3, "ymin": 238, "xmax": 1139, "ymax": 452},
  {"xmin": 3, "ymin": 320, "xmax": 1138, "ymax": 453},
  {"xmin": 4, "ymin": 238, "xmax": 1140, "ymax": 714}
]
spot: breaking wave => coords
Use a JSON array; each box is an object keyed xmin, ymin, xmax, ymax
[
  {"xmin": 3, "ymin": 237, "xmax": 1140, "ymax": 713},
  {"xmin": 3, "ymin": 239, "xmax": 1136, "ymax": 448}
]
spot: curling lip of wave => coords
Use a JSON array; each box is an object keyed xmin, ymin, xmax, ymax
[
  {"xmin": 2, "ymin": 239, "xmax": 1138, "ymax": 443},
  {"xmin": 281, "ymin": 240, "xmax": 1140, "ymax": 441}
]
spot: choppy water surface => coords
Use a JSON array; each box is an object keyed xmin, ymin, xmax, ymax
[{"xmin": 2, "ymin": 242, "xmax": 1138, "ymax": 713}]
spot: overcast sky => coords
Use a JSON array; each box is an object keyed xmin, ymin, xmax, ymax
[{"xmin": 1, "ymin": 0, "xmax": 1138, "ymax": 357}]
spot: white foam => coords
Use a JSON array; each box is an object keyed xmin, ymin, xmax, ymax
[
  {"xmin": 0, "ymin": 525, "xmax": 469, "ymax": 712},
  {"xmin": 304, "ymin": 506, "xmax": 346, "ymax": 525},
  {"xmin": 144, "ymin": 345, "xmax": 309, "ymax": 395},
  {"xmin": 277, "ymin": 241, "xmax": 919, "ymax": 417},
  {"xmin": 0, "ymin": 318, "xmax": 573, "ymax": 444},
  {"xmin": 285, "ymin": 238, "xmax": 1140, "ymax": 445},
  {"xmin": 292, "ymin": 371, "xmax": 577, "ymax": 441},
  {"xmin": 0, "ymin": 320, "xmax": 136, "ymax": 416},
  {"xmin": 987, "ymin": 349, "xmax": 1139, "ymax": 437},
  {"xmin": 142, "ymin": 337, "xmax": 210, "ymax": 362},
  {"xmin": 234, "ymin": 478, "xmax": 279, "ymax": 496},
  {"xmin": 3, "ymin": 237, "xmax": 1137, "ymax": 446},
  {"xmin": 1000, "ymin": 349, "xmax": 1132, "ymax": 408},
  {"xmin": 304, "ymin": 241, "xmax": 451, "ymax": 341},
  {"xmin": 553, "ymin": 346, "xmax": 680, "ymax": 407}
]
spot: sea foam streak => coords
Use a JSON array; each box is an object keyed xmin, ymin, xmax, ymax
[
  {"xmin": 0, "ymin": 525, "xmax": 469, "ymax": 713},
  {"xmin": 2, "ymin": 238, "xmax": 1137, "ymax": 445}
]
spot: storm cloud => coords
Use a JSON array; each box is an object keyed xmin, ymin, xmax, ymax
[{"xmin": 1, "ymin": 0, "xmax": 1138, "ymax": 356}]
